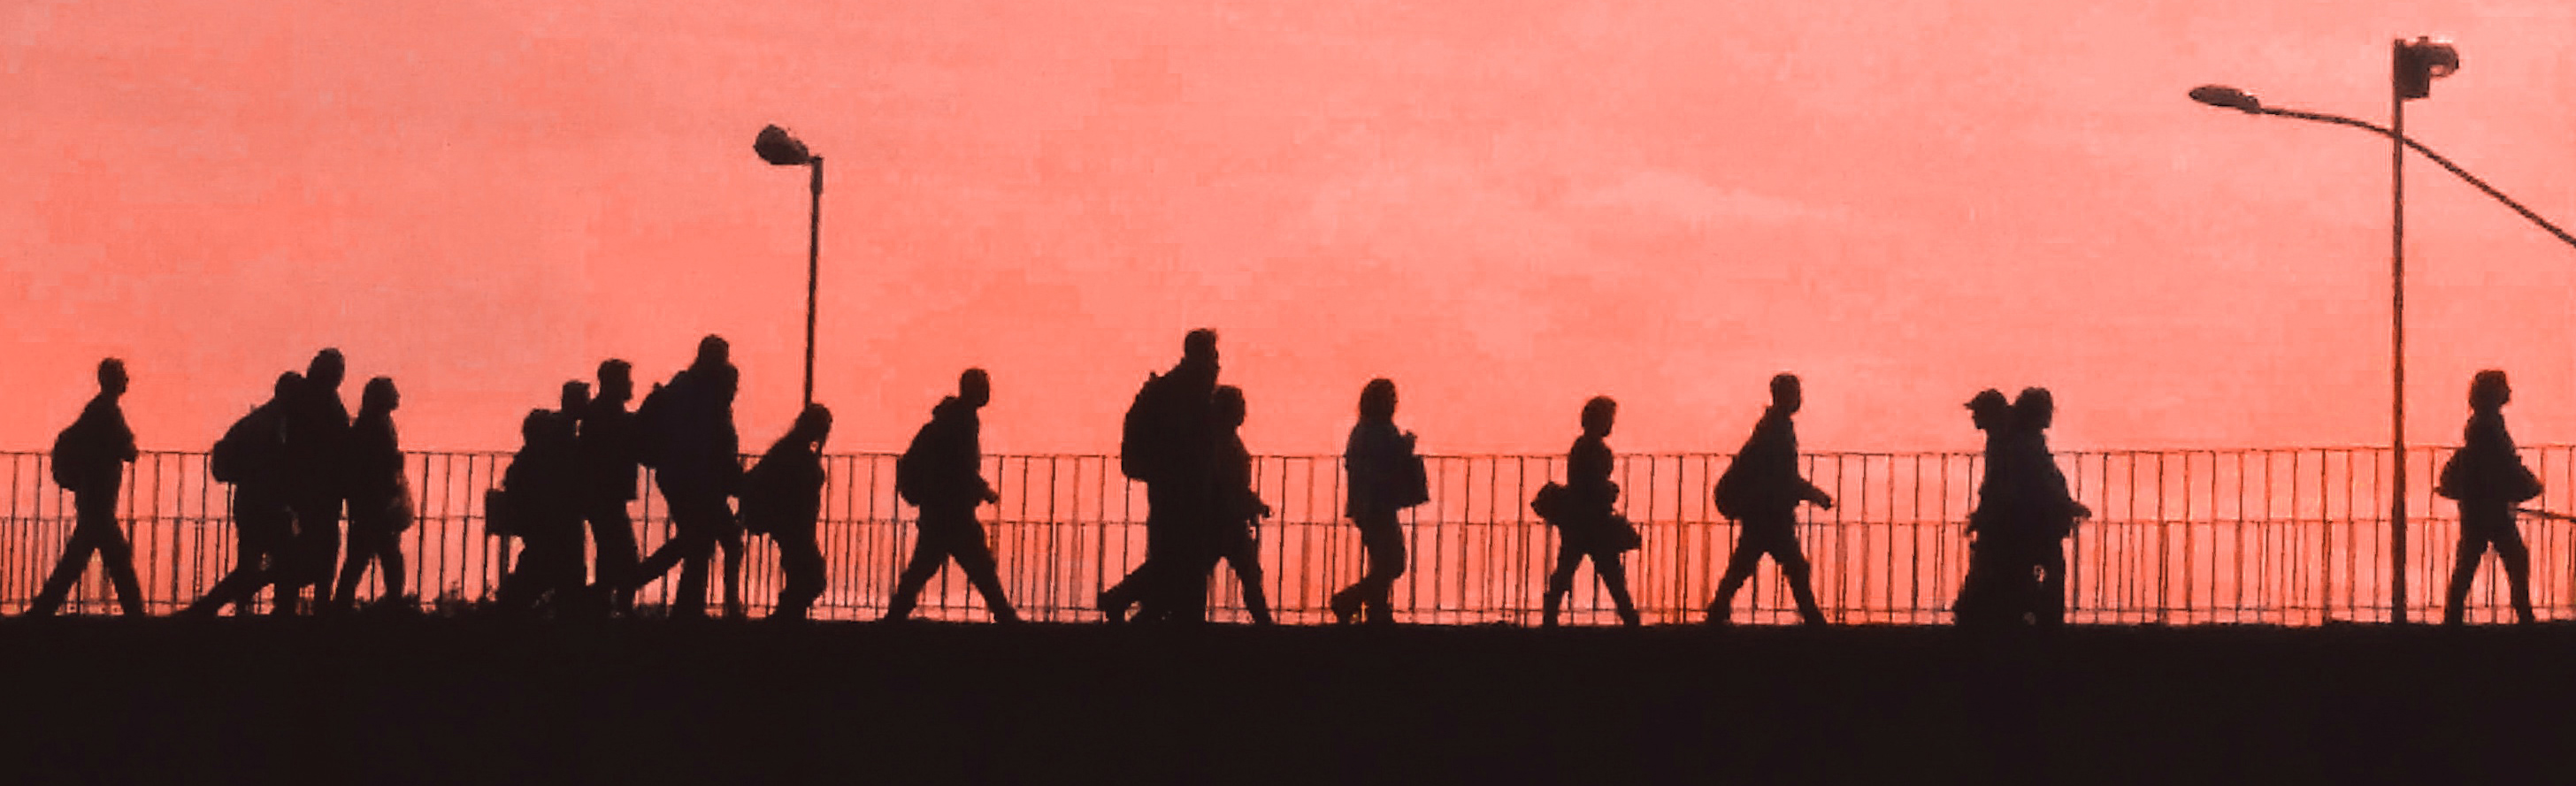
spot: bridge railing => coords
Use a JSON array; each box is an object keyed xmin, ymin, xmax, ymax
[{"xmin": 4, "ymin": 446, "xmax": 2572, "ymax": 625}]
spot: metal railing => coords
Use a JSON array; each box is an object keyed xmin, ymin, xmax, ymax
[{"xmin": 5, "ymin": 446, "xmax": 2572, "ymax": 625}]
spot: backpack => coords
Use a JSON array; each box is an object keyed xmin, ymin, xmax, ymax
[
  {"xmin": 209, "ymin": 408, "xmax": 267, "ymax": 485},
  {"xmin": 483, "ymin": 486, "xmax": 519, "ymax": 538},
  {"xmin": 1394, "ymin": 451, "xmax": 1430, "ymax": 509},
  {"xmin": 895, "ymin": 418, "xmax": 939, "ymax": 507},
  {"xmin": 632, "ymin": 380, "xmax": 678, "ymax": 469},
  {"xmin": 50, "ymin": 422, "xmax": 91, "ymax": 490},
  {"xmin": 1119, "ymin": 372, "xmax": 1180, "ymax": 483},
  {"xmin": 1712, "ymin": 462, "xmax": 1752, "ymax": 521}
]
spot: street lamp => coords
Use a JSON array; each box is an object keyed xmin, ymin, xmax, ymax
[
  {"xmin": 755, "ymin": 125, "xmax": 824, "ymax": 408},
  {"xmin": 2192, "ymin": 38, "xmax": 2576, "ymax": 624}
]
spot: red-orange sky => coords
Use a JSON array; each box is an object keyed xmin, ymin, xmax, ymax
[{"xmin": 5, "ymin": 1, "xmax": 2573, "ymax": 455}]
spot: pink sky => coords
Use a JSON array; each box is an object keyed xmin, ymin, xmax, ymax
[{"xmin": 4, "ymin": 1, "xmax": 2572, "ymax": 455}]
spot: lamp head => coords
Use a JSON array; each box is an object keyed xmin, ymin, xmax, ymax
[
  {"xmin": 755, "ymin": 125, "xmax": 813, "ymax": 166},
  {"xmin": 2189, "ymin": 85, "xmax": 2263, "ymax": 113}
]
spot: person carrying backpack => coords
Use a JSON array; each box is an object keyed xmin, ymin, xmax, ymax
[
  {"xmin": 885, "ymin": 370, "xmax": 1017, "ymax": 622},
  {"xmin": 628, "ymin": 336, "xmax": 748, "ymax": 619},
  {"xmin": 26, "ymin": 358, "xmax": 147, "ymax": 617},
  {"xmin": 742, "ymin": 403, "xmax": 832, "ymax": 621},
  {"xmin": 1099, "ymin": 330, "xmax": 1221, "ymax": 624},
  {"xmin": 494, "ymin": 408, "xmax": 584, "ymax": 614},
  {"xmin": 1705, "ymin": 374, "xmax": 1834, "ymax": 627},
  {"xmin": 188, "ymin": 372, "xmax": 303, "ymax": 617},
  {"xmin": 1331, "ymin": 378, "xmax": 1426, "ymax": 625}
]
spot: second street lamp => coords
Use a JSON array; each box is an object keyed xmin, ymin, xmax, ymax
[{"xmin": 756, "ymin": 125, "xmax": 824, "ymax": 408}]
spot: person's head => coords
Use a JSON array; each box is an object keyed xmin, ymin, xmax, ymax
[
  {"xmin": 2012, "ymin": 387, "xmax": 2055, "ymax": 431},
  {"xmin": 362, "ymin": 377, "xmax": 400, "ymax": 414},
  {"xmin": 2472, "ymin": 370, "xmax": 2511, "ymax": 412},
  {"xmin": 1581, "ymin": 395, "xmax": 1618, "ymax": 437},
  {"xmin": 1359, "ymin": 378, "xmax": 1398, "ymax": 423},
  {"xmin": 521, "ymin": 408, "xmax": 552, "ymax": 445},
  {"xmin": 309, "ymin": 348, "xmax": 346, "ymax": 389},
  {"xmin": 1770, "ymin": 373, "xmax": 1802, "ymax": 413},
  {"xmin": 695, "ymin": 334, "xmax": 730, "ymax": 369},
  {"xmin": 959, "ymin": 368, "xmax": 992, "ymax": 408},
  {"xmin": 1214, "ymin": 385, "xmax": 1247, "ymax": 428},
  {"xmin": 561, "ymin": 380, "xmax": 591, "ymax": 414},
  {"xmin": 275, "ymin": 371, "xmax": 304, "ymax": 401},
  {"xmin": 597, "ymin": 359, "xmax": 633, "ymax": 404},
  {"xmin": 1966, "ymin": 389, "xmax": 2010, "ymax": 431},
  {"xmin": 792, "ymin": 403, "xmax": 833, "ymax": 448},
  {"xmin": 96, "ymin": 357, "xmax": 127, "ymax": 396},
  {"xmin": 1183, "ymin": 328, "xmax": 1219, "ymax": 365}
]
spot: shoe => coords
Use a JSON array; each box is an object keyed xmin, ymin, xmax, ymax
[
  {"xmin": 1705, "ymin": 602, "xmax": 1730, "ymax": 627},
  {"xmin": 1329, "ymin": 592, "xmax": 1359, "ymax": 625}
]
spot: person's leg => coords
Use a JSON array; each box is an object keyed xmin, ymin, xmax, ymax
[
  {"xmin": 1591, "ymin": 549, "xmax": 1640, "ymax": 627},
  {"xmin": 717, "ymin": 521, "xmax": 745, "ymax": 619},
  {"xmin": 75, "ymin": 492, "xmax": 148, "ymax": 616},
  {"xmin": 1766, "ymin": 531, "xmax": 1827, "ymax": 626},
  {"xmin": 26, "ymin": 518, "xmax": 107, "ymax": 617},
  {"xmin": 589, "ymin": 501, "xmax": 640, "ymax": 614},
  {"xmin": 935, "ymin": 509, "xmax": 1019, "ymax": 623},
  {"xmin": 1223, "ymin": 531, "xmax": 1269, "ymax": 625},
  {"xmin": 776, "ymin": 534, "xmax": 825, "ymax": 620},
  {"xmin": 2032, "ymin": 543, "xmax": 2067, "ymax": 630},
  {"xmin": 884, "ymin": 520, "xmax": 951, "ymax": 622},
  {"xmin": 2493, "ymin": 527, "xmax": 2537, "ymax": 623},
  {"xmin": 296, "ymin": 498, "xmax": 342, "ymax": 603},
  {"xmin": 331, "ymin": 525, "xmax": 380, "ymax": 614},
  {"xmin": 1542, "ymin": 543, "xmax": 1584, "ymax": 628},
  {"xmin": 1706, "ymin": 536, "xmax": 1770, "ymax": 624},
  {"xmin": 1360, "ymin": 519, "xmax": 1406, "ymax": 624},
  {"xmin": 2443, "ymin": 533, "xmax": 2486, "ymax": 626}
]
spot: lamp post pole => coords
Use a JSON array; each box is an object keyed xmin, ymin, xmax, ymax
[
  {"xmin": 2388, "ymin": 40, "xmax": 2410, "ymax": 624},
  {"xmin": 805, "ymin": 156, "xmax": 823, "ymax": 409}
]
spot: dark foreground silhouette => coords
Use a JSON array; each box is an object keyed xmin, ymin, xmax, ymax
[{"xmin": 1, "ymin": 618, "xmax": 2565, "ymax": 784}]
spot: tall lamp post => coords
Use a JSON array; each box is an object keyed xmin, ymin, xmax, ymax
[
  {"xmin": 755, "ymin": 125, "xmax": 824, "ymax": 408},
  {"xmin": 2193, "ymin": 38, "xmax": 2576, "ymax": 624}
]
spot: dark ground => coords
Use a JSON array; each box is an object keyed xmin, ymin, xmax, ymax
[{"xmin": 1, "ymin": 617, "xmax": 2568, "ymax": 784}]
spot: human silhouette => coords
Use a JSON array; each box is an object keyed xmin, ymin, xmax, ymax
[
  {"xmin": 494, "ymin": 408, "xmax": 585, "ymax": 613},
  {"xmin": 187, "ymin": 372, "xmax": 303, "ymax": 617},
  {"xmin": 25, "ymin": 358, "xmax": 147, "ymax": 616},
  {"xmin": 2006, "ymin": 388, "xmax": 2086, "ymax": 629},
  {"xmin": 1538, "ymin": 396, "xmax": 1641, "ymax": 628},
  {"xmin": 1706, "ymin": 374, "xmax": 1835, "ymax": 626},
  {"xmin": 629, "ymin": 336, "xmax": 748, "ymax": 619},
  {"xmin": 329, "ymin": 377, "xmax": 412, "ymax": 614},
  {"xmin": 1952, "ymin": 388, "xmax": 2021, "ymax": 628},
  {"xmin": 1099, "ymin": 329, "xmax": 1221, "ymax": 624},
  {"xmin": 1200, "ymin": 385, "xmax": 1273, "ymax": 625},
  {"xmin": 886, "ymin": 369, "xmax": 1019, "ymax": 622},
  {"xmin": 2436, "ymin": 370, "xmax": 2541, "ymax": 625},
  {"xmin": 576, "ymin": 360, "xmax": 644, "ymax": 615},
  {"xmin": 744, "ymin": 404, "xmax": 832, "ymax": 621},
  {"xmin": 283, "ymin": 348, "xmax": 353, "ymax": 613},
  {"xmin": 1331, "ymin": 378, "xmax": 1426, "ymax": 625},
  {"xmin": 1953, "ymin": 387, "xmax": 2089, "ymax": 629}
]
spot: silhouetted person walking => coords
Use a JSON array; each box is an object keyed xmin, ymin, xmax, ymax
[
  {"xmin": 744, "ymin": 404, "xmax": 832, "ymax": 621},
  {"xmin": 284, "ymin": 348, "xmax": 353, "ymax": 613},
  {"xmin": 495, "ymin": 409, "xmax": 585, "ymax": 613},
  {"xmin": 1706, "ymin": 374, "xmax": 1834, "ymax": 626},
  {"xmin": 1201, "ymin": 385, "xmax": 1272, "ymax": 625},
  {"xmin": 330, "ymin": 378, "xmax": 412, "ymax": 614},
  {"xmin": 1332, "ymin": 378, "xmax": 1426, "ymax": 625},
  {"xmin": 1953, "ymin": 389, "xmax": 2021, "ymax": 628},
  {"xmin": 2006, "ymin": 388, "xmax": 2085, "ymax": 629},
  {"xmin": 188, "ymin": 373, "xmax": 303, "ymax": 616},
  {"xmin": 1539, "ymin": 396, "xmax": 1640, "ymax": 628},
  {"xmin": 632, "ymin": 336, "xmax": 747, "ymax": 619},
  {"xmin": 887, "ymin": 370, "xmax": 1018, "ymax": 622},
  {"xmin": 27, "ymin": 358, "xmax": 146, "ymax": 616},
  {"xmin": 577, "ymin": 360, "xmax": 644, "ymax": 615},
  {"xmin": 2437, "ymin": 370, "xmax": 2541, "ymax": 625},
  {"xmin": 1100, "ymin": 329, "xmax": 1221, "ymax": 624}
]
